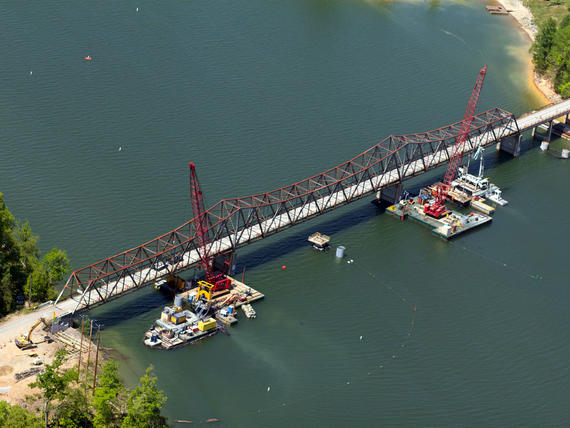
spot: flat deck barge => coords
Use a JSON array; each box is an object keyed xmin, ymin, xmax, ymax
[{"xmin": 387, "ymin": 197, "xmax": 492, "ymax": 239}]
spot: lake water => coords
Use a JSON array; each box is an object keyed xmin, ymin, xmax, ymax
[{"xmin": 1, "ymin": 0, "xmax": 568, "ymax": 426}]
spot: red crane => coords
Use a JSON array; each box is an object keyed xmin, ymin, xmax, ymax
[
  {"xmin": 424, "ymin": 65, "xmax": 487, "ymax": 218},
  {"xmin": 189, "ymin": 162, "xmax": 231, "ymax": 291}
]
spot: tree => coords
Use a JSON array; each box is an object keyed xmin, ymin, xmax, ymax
[
  {"xmin": 30, "ymin": 349, "xmax": 77, "ymax": 427},
  {"xmin": 29, "ymin": 248, "xmax": 71, "ymax": 302},
  {"xmin": 0, "ymin": 270, "xmax": 14, "ymax": 315},
  {"xmin": 15, "ymin": 220, "xmax": 40, "ymax": 271},
  {"xmin": 93, "ymin": 360, "xmax": 126, "ymax": 428},
  {"xmin": 551, "ymin": 23, "xmax": 570, "ymax": 97},
  {"xmin": 0, "ymin": 192, "xmax": 21, "ymax": 314},
  {"xmin": 121, "ymin": 366, "xmax": 167, "ymax": 428},
  {"xmin": 0, "ymin": 400, "xmax": 43, "ymax": 428},
  {"xmin": 51, "ymin": 387, "xmax": 92, "ymax": 428},
  {"xmin": 0, "ymin": 193, "xmax": 71, "ymax": 314},
  {"xmin": 531, "ymin": 18, "xmax": 558, "ymax": 73}
]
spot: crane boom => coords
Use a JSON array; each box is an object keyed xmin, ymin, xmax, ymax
[
  {"xmin": 442, "ymin": 65, "xmax": 487, "ymax": 188},
  {"xmin": 188, "ymin": 163, "xmax": 232, "ymax": 293},
  {"xmin": 189, "ymin": 162, "xmax": 213, "ymax": 281},
  {"xmin": 424, "ymin": 65, "xmax": 487, "ymax": 218}
]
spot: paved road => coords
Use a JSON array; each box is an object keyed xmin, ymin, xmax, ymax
[{"xmin": 0, "ymin": 298, "xmax": 75, "ymax": 342}]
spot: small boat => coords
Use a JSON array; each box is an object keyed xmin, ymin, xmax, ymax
[
  {"xmin": 486, "ymin": 187, "xmax": 508, "ymax": 206},
  {"xmin": 241, "ymin": 303, "xmax": 256, "ymax": 319}
]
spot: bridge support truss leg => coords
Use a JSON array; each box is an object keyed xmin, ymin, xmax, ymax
[
  {"xmin": 376, "ymin": 182, "xmax": 403, "ymax": 204},
  {"xmin": 496, "ymin": 133, "xmax": 522, "ymax": 157}
]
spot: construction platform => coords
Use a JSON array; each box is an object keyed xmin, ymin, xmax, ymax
[
  {"xmin": 387, "ymin": 198, "xmax": 492, "ymax": 239},
  {"xmin": 143, "ymin": 276, "xmax": 264, "ymax": 350},
  {"xmin": 308, "ymin": 232, "xmax": 330, "ymax": 250}
]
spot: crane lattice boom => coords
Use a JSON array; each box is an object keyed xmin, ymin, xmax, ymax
[
  {"xmin": 189, "ymin": 162, "xmax": 213, "ymax": 281},
  {"xmin": 424, "ymin": 65, "xmax": 487, "ymax": 218},
  {"xmin": 443, "ymin": 65, "xmax": 488, "ymax": 188}
]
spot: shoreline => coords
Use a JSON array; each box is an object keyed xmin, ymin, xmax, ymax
[{"xmin": 493, "ymin": 0, "xmax": 561, "ymax": 105}]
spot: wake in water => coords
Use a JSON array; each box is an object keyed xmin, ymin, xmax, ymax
[{"xmin": 441, "ymin": 28, "xmax": 467, "ymax": 45}]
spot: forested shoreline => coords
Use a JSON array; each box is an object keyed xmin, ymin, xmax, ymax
[{"xmin": 0, "ymin": 193, "xmax": 70, "ymax": 317}]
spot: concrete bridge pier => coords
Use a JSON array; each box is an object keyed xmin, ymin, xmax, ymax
[
  {"xmin": 376, "ymin": 182, "xmax": 403, "ymax": 204},
  {"xmin": 496, "ymin": 133, "xmax": 522, "ymax": 157},
  {"xmin": 532, "ymin": 121, "xmax": 553, "ymax": 150}
]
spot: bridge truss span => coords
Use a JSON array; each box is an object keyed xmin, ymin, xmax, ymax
[{"xmin": 56, "ymin": 107, "xmax": 519, "ymax": 313}]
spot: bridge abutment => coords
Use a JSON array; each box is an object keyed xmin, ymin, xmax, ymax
[
  {"xmin": 376, "ymin": 182, "xmax": 403, "ymax": 204},
  {"xmin": 496, "ymin": 133, "xmax": 522, "ymax": 157}
]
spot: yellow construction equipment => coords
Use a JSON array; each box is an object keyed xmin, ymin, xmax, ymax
[
  {"xmin": 196, "ymin": 280, "xmax": 215, "ymax": 302},
  {"xmin": 198, "ymin": 318, "xmax": 216, "ymax": 332},
  {"xmin": 15, "ymin": 318, "xmax": 49, "ymax": 349}
]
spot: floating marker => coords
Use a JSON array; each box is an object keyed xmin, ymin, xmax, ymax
[
  {"xmin": 281, "ymin": 265, "xmax": 286, "ymax": 270},
  {"xmin": 84, "ymin": 56, "xmax": 92, "ymax": 61}
]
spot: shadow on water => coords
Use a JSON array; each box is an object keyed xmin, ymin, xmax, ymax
[{"xmin": 84, "ymin": 199, "xmax": 387, "ymax": 328}]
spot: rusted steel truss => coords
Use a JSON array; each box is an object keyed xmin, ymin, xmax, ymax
[{"xmin": 56, "ymin": 107, "xmax": 517, "ymax": 313}]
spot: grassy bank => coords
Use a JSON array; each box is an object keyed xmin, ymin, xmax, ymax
[{"xmin": 524, "ymin": 0, "xmax": 570, "ymax": 26}]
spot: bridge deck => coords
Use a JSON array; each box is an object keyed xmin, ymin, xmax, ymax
[{"xmin": 57, "ymin": 100, "xmax": 570, "ymax": 313}]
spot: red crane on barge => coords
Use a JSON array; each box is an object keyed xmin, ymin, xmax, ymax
[
  {"xmin": 189, "ymin": 162, "xmax": 231, "ymax": 291},
  {"xmin": 424, "ymin": 65, "xmax": 488, "ymax": 219}
]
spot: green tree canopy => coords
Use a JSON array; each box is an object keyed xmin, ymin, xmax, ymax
[
  {"xmin": 121, "ymin": 366, "xmax": 167, "ymax": 428},
  {"xmin": 30, "ymin": 349, "xmax": 77, "ymax": 426},
  {"xmin": 0, "ymin": 192, "xmax": 71, "ymax": 315},
  {"xmin": 532, "ymin": 18, "xmax": 558, "ymax": 73},
  {"xmin": 51, "ymin": 387, "xmax": 92, "ymax": 428},
  {"xmin": 531, "ymin": 15, "xmax": 570, "ymax": 98},
  {"xmin": 551, "ymin": 21, "xmax": 570, "ymax": 97},
  {"xmin": 93, "ymin": 360, "xmax": 126, "ymax": 428},
  {"xmin": 0, "ymin": 400, "xmax": 43, "ymax": 428},
  {"xmin": 29, "ymin": 248, "xmax": 71, "ymax": 302}
]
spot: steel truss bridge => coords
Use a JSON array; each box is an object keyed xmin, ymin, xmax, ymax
[{"xmin": 56, "ymin": 100, "xmax": 570, "ymax": 314}]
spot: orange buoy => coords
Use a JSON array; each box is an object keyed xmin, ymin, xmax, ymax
[
  {"xmin": 281, "ymin": 265, "xmax": 286, "ymax": 270},
  {"xmin": 84, "ymin": 56, "xmax": 92, "ymax": 61}
]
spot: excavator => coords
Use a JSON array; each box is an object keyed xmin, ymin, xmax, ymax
[{"xmin": 15, "ymin": 317, "xmax": 50, "ymax": 349}]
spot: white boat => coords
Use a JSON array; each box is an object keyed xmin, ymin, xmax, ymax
[{"xmin": 486, "ymin": 187, "xmax": 508, "ymax": 206}]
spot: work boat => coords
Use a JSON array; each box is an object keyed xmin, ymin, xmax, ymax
[
  {"xmin": 451, "ymin": 146, "xmax": 508, "ymax": 205},
  {"xmin": 486, "ymin": 187, "xmax": 508, "ymax": 206}
]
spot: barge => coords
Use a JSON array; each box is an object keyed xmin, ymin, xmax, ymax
[
  {"xmin": 387, "ymin": 196, "xmax": 492, "ymax": 239},
  {"xmin": 143, "ymin": 276, "xmax": 264, "ymax": 350}
]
